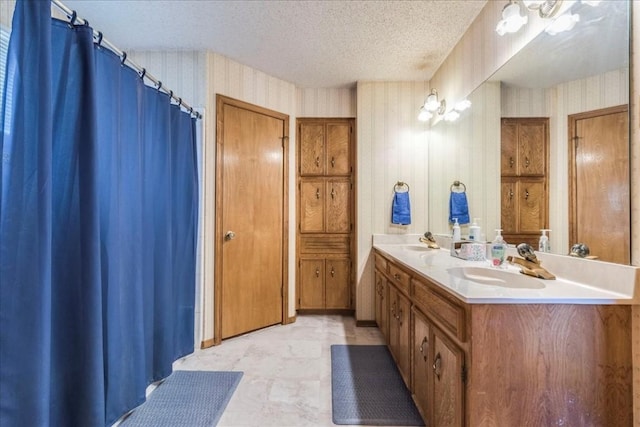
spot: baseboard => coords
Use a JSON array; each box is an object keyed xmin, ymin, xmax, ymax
[
  {"xmin": 355, "ymin": 319, "xmax": 378, "ymax": 327},
  {"xmin": 200, "ymin": 338, "xmax": 215, "ymax": 349},
  {"xmin": 297, "ymin": 309, "xmax": 355, "ymax": 315}
]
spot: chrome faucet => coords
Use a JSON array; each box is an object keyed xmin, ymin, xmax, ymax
[{"xmin": 507, "ymin": 243, "xmax": 556, "ymax": 280}]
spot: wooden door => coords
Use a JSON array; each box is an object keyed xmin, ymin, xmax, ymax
[
  {"xmin": 325, "ymin": 257, "xmax": 350, "ymax": 309},
  {"xmin": 325, "ymin": 178, "xmax": 350, "ymax": 233},
  {"xmin": 388, "ymin": 285, "xmax": 399, "ymax": 357},
  {"xmin": 501, "ymin": 180, "xmax": 517, "ymax": 234},
  {"xmin": 570, "ymin": 106, "xmax": 629, "ymax": 264},
  {"xmin": 299, "ymin": 258, "xmax": 324, "ymax": 309},
  {"xmin": 432, "ymin": 328, "xmax": 465, "ymax": 427},
  {"xmin": 216, "ymin": 96, "xmax": 287, "ymax": 340}
]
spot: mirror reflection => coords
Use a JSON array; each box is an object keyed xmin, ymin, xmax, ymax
[{"xmin": 429, "ymin": 0, "xmax": 630, "ymax": 264}]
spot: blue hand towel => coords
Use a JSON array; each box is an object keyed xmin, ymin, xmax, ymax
[
  {"xmin": 392, "ymin": 191, "xmax": 411, "ymax": 225},
  {"xmin": 449, "ymin": 191, "xmax": 470, "ymax": 225}
]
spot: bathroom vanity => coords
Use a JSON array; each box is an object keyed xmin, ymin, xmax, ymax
[{"xmin": 373, "ymin": 235, "xmax": 638, "ymax": 427}]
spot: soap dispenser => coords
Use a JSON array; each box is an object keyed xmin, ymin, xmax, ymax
[
  {"xmin": 538, "ymin": 229, "xmax": 551, "ymax": 253},
  {"xmin": 452, "ymin": 218, "xmax": 461, "ymax": 241},
  {"xmin": 469, "ymin": 218, "xmax": 481, "ymax": 241},
  {"xmin": 490, "ymin": 229, "xmax": 507, "ymax": 267}
]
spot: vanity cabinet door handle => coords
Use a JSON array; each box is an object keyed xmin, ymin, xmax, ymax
[
  {"xmin": 394, "ymin": 273, "xmax": 401, "ymax": 281},
  {"xmin": 509, "ymin": 189, "xmax": 514, "ymax": 200},
  {"xmin": 509, "ymin": 156, "xmax": 514, "ymax": 168},
  {"xmin": 316, "ymin": 188, "xmax": 320, "ymax": 199},
  {"xmin": 315, "ymin": 268, "xmax": 320, "ymax": 277},
  {"xmin": 525, "ymin": 157, "xmax": 530, "ymax": 167},
  {"xmin": 419, "ymin": 336, "xmax": 428, "ymax": 361},
  {"xmin": 330, "ymin": 266, "xmax": 335, "ymax": 277},
  {"xmin": 315, "ymin": 156, "xmax": 320, "ymax": 167},
  {"xmin": 433, "ymin": 352, "xmax": 442, "ymax": 381},
  {"xmin": 398, "ymin": 308, "xmax": 403, "ymax": 325},
  {"xmin": 331, "ymin": 187, "xmax": 336, "ymax": 200},
  {"xmin": 331, "ymin": 156, "xmax": 335, "ymax": 168},
  {"xmin": 524, "ymin": 189, "xmax": 530, "ymax": 200}
]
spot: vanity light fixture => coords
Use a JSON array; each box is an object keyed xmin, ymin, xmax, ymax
[
  {"xmin": 444, "ymin": 110, "xmax": 460, "ymax": 122},
  {"xmin": 581, "ymin": 0, "xmax": 600, "ymax": 6},
  {"xmin": 545, "ymin": 12, "xmax": 580, "ymax": 35},
  {"xmin": 417, "ymin": 88, "xmax": 446, "ymax": 121},
  {"xmin": 454, "ymin": 99, "xmax": 471, "ymax": 111},
  {"xmin": 537, "ymin": 0, "xmax": 564, "ymax": 18},
  {"xmin": 496, "ymin": 0, "xmax": 528, "ymax": 36}
]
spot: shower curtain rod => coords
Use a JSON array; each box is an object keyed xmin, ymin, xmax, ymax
[{"xmin": 51, "ymin": 0, "xmax": 202, "ymax": 120}]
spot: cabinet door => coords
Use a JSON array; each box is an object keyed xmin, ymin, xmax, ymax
[
  {"xmin": 325, "ymin": 179, "xmax": 351, "ymax": 233},
  {"xmin": 326, "ymin": 122, "xmax": 351, "ymax": 175},
  {"xmin": 388, "ymin": 285, "xmax": 399, "ymax": 357},
  {"xmin": 396, "ymin": 291, "xmax": 411, "ymax": 386},
  {"xmin": 325, "ymin": 258, "xmax": 350, "ymax": 309},
  {"xmin": 518, "ymin": 180, "xmax": 546, "ymax": 233},
  {"xmin": 299, "ymin": 122, "xmax": 325, "ymax": 176},
  {"xmin": 501, "ymin": 180, "xmax": 517, "ymax": 234},
  {"xmin": 517, "ymin": 120, "xmax": 546, "ymax": 176},
  {"xmin": 375, "ymin": 272, "xmax": 389, "ymax": 342},
  {"xmin": 501, "ymin": 119, "xmax": 518, "ymax": 175},
  {"xmin": 300, "ymin": 180, "xmax": 324, "ymax": 233},
  {"xmin": 432, "ymin": 327, "xmax": 465, "ymax": 427},
  {"xmin": 412, "ymin": 308, "xmax": 431, "ymax": 421},
  {"xmin": 299, "ymin": 258, "xmax": 324, "ymax": 309}
]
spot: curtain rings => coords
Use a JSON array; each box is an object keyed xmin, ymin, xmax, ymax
[
  {"xmin": 96, "ymin": 31, "xmax": 104, "ymax": 47},
  {"xmin": 139, "ymin": 68, "xmax": 146, "ymax": 80}
]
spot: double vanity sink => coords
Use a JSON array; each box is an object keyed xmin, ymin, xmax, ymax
[
  {"xmin": 372, "ymin": 234, "xmax": 638, "ymax": 426},
  {"xmin": 376, "ymin": 236, "xmax": 638, "ymax": 304}
]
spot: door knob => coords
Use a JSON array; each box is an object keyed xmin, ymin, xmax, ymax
[{"xmin": 224, "ymin": 231, "xmax": 236, "ymax": 241}]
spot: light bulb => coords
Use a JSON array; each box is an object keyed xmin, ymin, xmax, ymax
[
  {"xmin": 418, "ymin": 107, "xmax": 432, "ymax": 122},
  {"xmin": 496, "ymin": 2, "xmax": 528, "ymax": 36},
  {"xmin": 545, "ymin": 13, "xmax": 580, "ymax": 35},
  {"xmin": 424, "ymin": 90, "xmax": 439, "ymax": 111},
  {"xmin": 444, "ymin": 110, "xmax": 460, "ymax": 122},
  {"xmin": 455, "ymin": 100, "xmax": 471, "ymax": 111}
]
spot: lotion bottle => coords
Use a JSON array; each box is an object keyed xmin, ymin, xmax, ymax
[
  {"xmin": 469, "ymin": 218, "xmax": 481, "ymax": 241},
  {"xmin": 452, "ymin": 218, "xmax": 461, "ymax": 241},
  {"xmin": 490, "ymin": 229, "xmax": 507, "ymax": 267},
  {"xmin": 538, "ymin": 229, "xmax": 551, "ymax": 253}
]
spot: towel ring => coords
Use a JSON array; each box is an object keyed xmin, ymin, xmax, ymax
[
  {"xmin": 450, "ymin": 180, "xmax": 466, "ymax": 193},
  {"xmin": 394, "ymin": 181, "xmax": 410, "ymax": 192}
]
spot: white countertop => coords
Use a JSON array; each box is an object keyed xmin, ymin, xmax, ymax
[{"xmin": 373, "ymin": 235, "xmax": 640, "ymax": 305}]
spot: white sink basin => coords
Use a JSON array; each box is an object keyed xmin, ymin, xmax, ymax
[{"xmin": 447, "ymin": 266, "xmax": 546, "ymax": 289}]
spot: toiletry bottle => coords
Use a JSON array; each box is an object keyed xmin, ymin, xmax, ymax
[
  {"xmin": 469, "ymin": 218, "xmax": 481, "ymax": 241},
  {"xmin": 538, "ymin": 229, "xmax": 551, "ymax": 253},
  {"xmin": 452, "ymin": 218, "xmax": 461, "ymax": 241},
  {"xmin": 490, "ymin": 229, "xmax": 507, "ymax": 267}
]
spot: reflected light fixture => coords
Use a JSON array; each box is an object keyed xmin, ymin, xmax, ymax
[
  {"xmin": 444, "ymin": 110, "xmax": 460, "ymax": 122},
  {"xmin": 545, "ymin": 12, "xmax": 580, "ymax": 35},
  {"xmin": 418, "ymin": 106, "xmax": 432, "ymax": 122},
  {"xmin": 454, "ymin": 99, "xmax": 471, "ymax": 111},
  {"xmin": 496, "ymin": 1, "xmax": 528, "ymax": 36}
]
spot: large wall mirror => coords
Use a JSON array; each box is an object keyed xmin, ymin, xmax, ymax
[{"xmin": 428, "ymin": 0, "xmax": 631, "ymax": 265}]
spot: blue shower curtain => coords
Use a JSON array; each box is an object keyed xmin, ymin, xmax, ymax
[{"xmin": 0, "ymin": 1, "xmax": 199, "ymax": 426}]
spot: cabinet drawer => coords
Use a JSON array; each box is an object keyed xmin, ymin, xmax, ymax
[
  {"xmin": 413, "ymin": 278, "xmax": 466, "ymax": 342},
  {"xmin": 374, "ymin": 253, "xmax": 388, "ymax": 273},
  {"xmin": 388, "ymin": 263, "xmax": 410, "ymax": 295},
  {"xmin": 300, "ymin": 236, "xmax": 350, "ymax": 254}
]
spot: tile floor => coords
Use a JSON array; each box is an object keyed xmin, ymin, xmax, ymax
[{"xmin": 174, "ymin": 314, "xmax": 386, "ymax": 426}]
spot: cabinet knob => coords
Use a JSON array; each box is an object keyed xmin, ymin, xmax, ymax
[
  {"xmin": 509, "ymin": 189, "xmax": 514, "ymax": 200},
  {"xmin": 331, "ymin": 187, "xmax": 336, "ymax": 200},
  {"xmin": 394, "ymin": 273, "xmax": 401, "ymax": 281},
  {"xmin": 315, "ymin": 268, "xmax": 320, "ymax": 277},
  {"xmin": 398, "ymin": 308, "xmax": 403, "ymax": 325},
  {"xmin": 330, "ymin": 266, "xmax": 335, "ymax": 277},
  {"xmin": 525, "ymin": 157, "xmax": 530, "ymax": 167},
  {"xmin": 316, "ymin": 188, "xmax": 320, "ymax": 199},
  {"xmin": 524, "ymin": 189, "xmax": 529, "ymax": 200},
  {"xmin": 509, "ymin": 157, "xmax": 514, "ymax": 168},
  {"xmin": 315, "ymin": 156, "xmax": 320, "ymax": 167},
  {"xmin": 224, "ymin": 231, "xmax": 236, "ymax": 241},
  {"xmin": 433, "ymin": 352, "xmax": 442, "ymax": 380}
]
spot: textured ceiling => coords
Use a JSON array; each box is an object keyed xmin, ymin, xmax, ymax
[{"xmin": 60, "ymin": 0, "xmax": 488, "ymax": 88}]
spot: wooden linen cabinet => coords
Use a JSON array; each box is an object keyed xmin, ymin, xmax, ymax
[{"xmin": 296, "ymin": 118, "xmax": 355, "ymax": 312}]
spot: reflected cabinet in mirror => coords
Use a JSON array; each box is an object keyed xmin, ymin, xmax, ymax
[{"xmin": 429, "ymin": 0, "xmax": 630, "ymax": 264}]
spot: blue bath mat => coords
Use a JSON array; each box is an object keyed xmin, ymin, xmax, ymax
[
  {"xmin": 120, "ymin": 370, "xmax": 243, "ymax": 426},
  {"xmin": 331, "ymin": 345, "xmax": 425, "ymax": 425}
]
